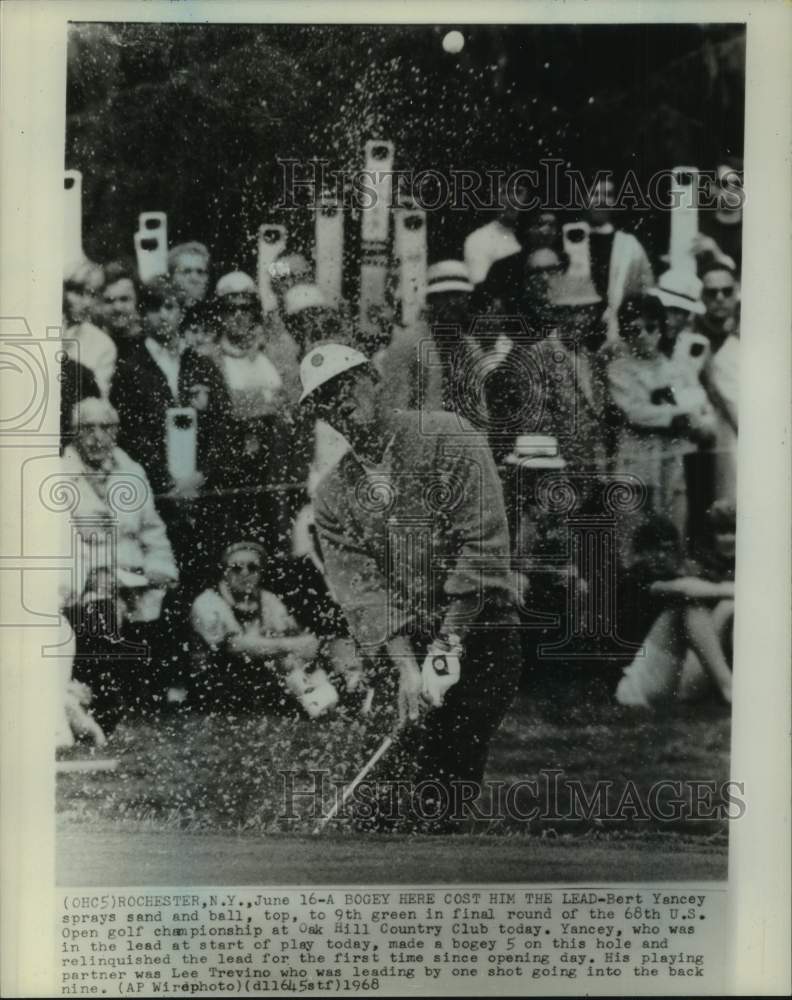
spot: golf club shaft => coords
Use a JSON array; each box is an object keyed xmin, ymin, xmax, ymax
[{"xmin": 315, "ymin": 734, "xmax": 394, "ymax": 832}]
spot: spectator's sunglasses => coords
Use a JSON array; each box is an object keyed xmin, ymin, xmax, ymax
[
  {"xmin": 219, "ymin": 298, "xmax": 258, "ymax": 314},
  {"xmin": 226, "ymin": 560, "xmax": 261, "ymax": 573},
  {"xmin": 623, "ymin": 317, "xmax": 661, "ymax": 337},
  {"xmin": 702, "ymin": 286, "xmax": 735, "ymax": 300},
  {"xmin": 81, "ymin": 422, "xmax": 119, "ymax": 434}
]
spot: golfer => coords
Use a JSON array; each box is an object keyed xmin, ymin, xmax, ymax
[{"xmin": 299, "ymin": 343, "xmax": 521, "ymax": 830}]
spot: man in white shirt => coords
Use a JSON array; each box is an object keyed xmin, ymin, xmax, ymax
[{"xmin": 463, "ymin": 174, "xmax": 531, "ymax": 285}]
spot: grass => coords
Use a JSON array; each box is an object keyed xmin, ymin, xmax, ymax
[{"xmin": 56, "ymin": 691, "xmax": 731, "ymax": 884}]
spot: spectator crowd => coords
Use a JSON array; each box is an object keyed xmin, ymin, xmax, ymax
[{"xmin": 57, "ymin": 158, "xmax": 741, "ymax": 747}]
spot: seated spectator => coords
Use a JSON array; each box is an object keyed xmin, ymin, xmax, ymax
[
  {"xmin": 614, "ymin": 511, "xmax": 733, "ymax": 707},
  {"xmin": 694, "ymin": 157, "xmax": 743, "ymax": 276},
  {"xmin": 110, "ymin": 275, "xmax": 231, "ymax": 498},
  {"xmin": 697, "ymin": 264, "xmax": 739, "ymax": 504},
  {"xmin": 99, "ymin": 260, "xmax": 144, "ymax": 353},
  {"xmin": 63, "ymin": 260, "xmax": 116, "ymax": 396},
  {"xmin": 608, "ymin": 294, "xmax": 716, "ymax": 541},
  {"xmin": 189, "ymin": 540, "xmax": 331, "ymax": 714}
]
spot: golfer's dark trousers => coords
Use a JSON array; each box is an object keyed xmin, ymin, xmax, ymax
[{"xmin": 382, "ymin": 608, "xmax": 522, "ymax": 817}]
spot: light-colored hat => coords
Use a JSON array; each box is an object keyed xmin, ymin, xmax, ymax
[
  {"xmin": 284, "ymin": 283, "xmax": 327, "ymax": 316},
  {"xmin": 72, "ymin": 396, "xmax": 119, "ymax": 429},
  {"xmin": 652, "ymin": 269, "xmax": 706, "ymax": 315},
  {"xmin": 222, "ymin": 540, "xmax": 266, "ymax": 564},
  {"xmin": 269, "ymin": 253, "xmax": 311, "ymax": 284},
  {"xmin": 299, "ymin": 343, "xmax": 369, "ymax": 404},
  {"xmin": 425, "ymin": 260, "xmax": 474, "ymax": 295},
  {"xmin": 116, "ymin": 566, "xmax": 150, "ymax": 589},
  {"xmin": 504, "ymin": 434, "xmax": 567, "ymax": 469},
  {"xmin": 215, "ymin": 271, "xmax": 258, "ymax": 298}
]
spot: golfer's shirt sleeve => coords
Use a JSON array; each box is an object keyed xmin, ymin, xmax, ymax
[
  {"xmin": 313, "ymin": 484, "xmax": 409, "ymax": 651},
  {"xmin": 437, "ymin": 433, "xmax": 515, "ymax": 638}
]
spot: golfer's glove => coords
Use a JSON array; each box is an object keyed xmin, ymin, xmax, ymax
[{"xmin": 420, "ymin": 636, "xmax": 462, "ymax": 708}]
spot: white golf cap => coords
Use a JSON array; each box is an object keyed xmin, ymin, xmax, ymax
[
  {"xmin": 425, "ymin": 260, "xmax": 474, "ymax": 295},
  {"xmin": 652, "ymin": 269, "xmax": 706, "ymax": 315},
  {"xmin": 299, "ymin": 343, "xmax": 370, "ymax": 404},
  {"xmin": 284, "ymin": 283, "xmax": 326, "ymax": 315},
  {"xmin": 215, "ymin": 271, "xmax": 258, "ymax": 297}
]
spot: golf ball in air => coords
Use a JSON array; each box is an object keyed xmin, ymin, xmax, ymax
[{"xmin": 442, "ymin": 30, "xmax": 465, "ymax": 54}]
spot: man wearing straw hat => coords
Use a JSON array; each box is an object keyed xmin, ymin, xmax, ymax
[{"xmin": 298, "ymin": 343, "xmax": 520, "ymax": 831}]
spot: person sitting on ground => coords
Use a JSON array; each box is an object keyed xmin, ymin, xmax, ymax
[
  {"xmin": 614, "ymin": 509, "xmax": 734, "ymax": 708},
  {"xmin": 189, "ymin": 540, "xmax": 331, "ymax": 714}
]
